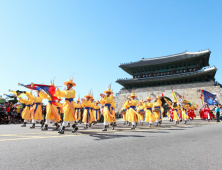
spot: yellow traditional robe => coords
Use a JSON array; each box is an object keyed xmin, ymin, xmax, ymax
[
  {"xmin": 90, "ymin": 102, "xmax": 95, "ymax": 121},
  {"xmin": 173, "ymin": 105, "xmax": 180, "ymax": 121},
  {"xmin": 137, "ymin": 104, "xmax": 145, "ymax": 121},
  {"xmin": 153, "ymin": 98, "xmax": 162, "ymax": 121},
  {"xmin": 55, "ymin": 89, "xmax": 75, "ymax": 122},
  {"xmin": 81, "ymin": 100, "xmax": 92, "ymax": 123},
  {"xmin": 143, "ymin": 102, "xmax": 156, "ymax": 123},
  {"xmin": 19, "ymin": 92, "xmax": 33, "ymax": 120},
  {"xmin": 121, "ymin": 101, "xmax": 129, "ymax": 121},
  {"xmin": 39, "ymin": 90, "xmax": 60, "ymax": 122},
  {"xmin": 111, "ymin": 101, "xmax": 116, "ymax": 122},
  {"xmin": 127, "ymin": 99, "xmax": 138, "ymax": 123},
  {"xmin": 100, "ymin": 95, "xmax": 114, "ymax": 122},
  {"xmin": 75, "ymin": 103, "xmax": 81, "ymax": 121},
  {"xmin": 32, "ymin": 96, "xmax": 43, "ymax": 120},
  {"xmin": 94, "ymin": 105, "xmax": 100, "ymax": 121}
]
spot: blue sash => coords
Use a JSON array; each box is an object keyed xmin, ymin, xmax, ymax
[
  {"xmin": 184, "ymin": 109, "xmax": 188, "ymax": 116},
  {"xmin": 76, "ymin": 108, "xmax": 80, "ymax": 119},
  {"xmin": 85, "ymin": 107, "xmax": 91, "ymax": 123},
  {"xmin": 57, "ymin": 107, "xmax": 60, "ymax": 114},
  {"xmin": 65, "ymin": 98, "xmax": 73, "ymax": 102},
  {"xmin": 105, "ymin": 104, "xmax": 111, "ymax": 113},
  {"xmin": 34, "ymin": 103, "xmax": 41, "ymax": 114},
  {"xmin": 26, "ymin": 105, "xmax": 31, "ymax": 110},
  {"xmin": 95, "ymin": 109, "xmax": 99, "ymax": 119},
  {"xmin": 176, "ymin": 109, "xmax": 181, "ymax": 119},
  {"xmin": 130, "ymin": 106, "xmax": 136, "ymax": 111},
  {"xmin": 147, "ymin": 108, "xmax": 153, "ymax": 113},
  {"xmin": 155, "ymin": 106, "xmax": 161, "ymax": 119},
  {"xmin": 49, "ymin": 101, "xmax": 55, "ymax": 105}
]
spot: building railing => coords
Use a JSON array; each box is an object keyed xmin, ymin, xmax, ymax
[{"xmin": 117, "ymin": 66, "xmax": 216, "ymax": 81}]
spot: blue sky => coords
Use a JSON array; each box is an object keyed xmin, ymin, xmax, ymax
[{"xmin": 0, "ymin": 0, "xmax": 221, "ymax": 102}]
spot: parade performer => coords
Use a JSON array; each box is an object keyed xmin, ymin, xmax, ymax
[
  {"xmin": 127, "ymin": 93, "xmax": 138, "ymax": 129},
  {"xmin": 94, "ymin": 101, "xmax": 100, "ymax": 123},
  {"xmin": 120, "ymin": 100, "xmax": 129, "ymax": 125},
  {"xmin": 172, "ymin": 102, "xmax": 181, "ymax": 125},
  {"xmin": 57, "ymin": 98, "xmax": 63, "ymax": 125},
  {"xmin": 137, "ymin": 100, "xmax": 145, "ymax": 125},
  {"xmin": 81, "ymin": 93, "xmax": 92, "ymax": 129},
  {"xmin": 74, "ymin": 98, "xmax": 82, "ymax": 123},
  {"xmin": 126, "ymin": 97, "xmax": 132, "ymax": 126},
  {"xmin": 144, "ymin": 97, "xmax": 155, "ymax": 127},
  {"xmin": 181, "ymin": 104, "xmax": 190, "ymax": 124},
  {"xmin": 202, "ymin": 104, "xmax": 212, "ymax": 121},
  {"xmin": 199, "ymin": 109, "xmax": 203, "ymax": 119},
  {"xmin": 30, "ymin": 90, "xmax": 43, "ymax": 128},
  {"xmin": 19, "ymin": 91, "xmax": 33, "ymax": 127},
  {"xmin": 169, "ymin": 108, "xmax": 174, "ymax": 122},
  {"xmin": 100, "ymin": 87, "xmax": 114, "ymax": 131},
  {"xmin": 110, "ymin": 99, "xmax": 117, "ymax": 128},
  {"xmin": 153, "ymin": 96, "xmax": 162, "ymax": 126},
  {"xmin": 90, "ymin": 96, "xmax": 95, "ymax": 125},
  {"xmin": 39, "ymin": 83, "xmax": 61, "ymax": 131},
  {"xmin": 55, "ymin": 79, "xmax": 77, "ymax": 134}
]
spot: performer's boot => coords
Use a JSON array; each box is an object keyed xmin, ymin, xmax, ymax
[
  {"xmin": 58, "ymin": 126, "xmax": 65, "ymax": 134},
  {"xmin": 89, "ymin": 123, "xmax": 91, "ymax": 127},
  {"xmin": 102, "ymin": 125, "xmax": 108, "ymax": 131},
  {"xmin": 149, "ymin": 123, "xmax": 152, "ymax": 127},
  {"xmin": 184, "ymin": 120, "xmax": 187, "ymax": 124},
  {"xmin": 30, "ymin": 123, "xmax": 35, "ymax": 129},
  {"xmin": 123, "ymin": 121, "xmax": 126, "ymax": 125},
  {"xmin": 42, "ymin": 124, "xmax": 48, "ymax": 131},
  {"xmin": 21, "ymin": 122, "xmax": 26, "ymax": 127},
  {"xmin": 84, "ymin": 124, "xmax": 88, "ymax": 129},
  {"xmin": 131, "ymin": 125, "xmax": 136, "ymax": 129},
  {"xmin": 72, "ymin": 124, "xmax": 78, "ymax": 133},
  {"xmin": 128, "ymin": 122, "xmax": 131, "ymax": 126},
  {"xmin": 66, "ymin": 123, "xmax": 70, "ymax": 127},
  {"xmin": 141, "ymin": 122, "xmax": 143, "ymax": 125},
  {"xmin": 55, "ymin": 123, "xmax": 60, "ymax": 130}
]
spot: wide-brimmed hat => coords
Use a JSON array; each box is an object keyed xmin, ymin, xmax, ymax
[
  {"xmin": 84, "ymin": 93, "xmax": 91, "ymax": 98},
  {"xmin": 104, "ymin": 88, "xmax": 113, "ymax": 94},
  {"xmin": 130, "ymin": 93, "xmax": 137, "ymax": 98},
  {"xmin": 76, "ymin": 98, "xmax": 80, "ymax": 102},
  {"xmin": 63, "ymin": 79, "xmax": 76, "ymax": 87},
  {"xmin": 146, "ymin": 97, "xmax": 152, "ymax": 101}
]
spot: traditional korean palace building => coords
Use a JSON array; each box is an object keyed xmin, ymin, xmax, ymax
[{"xmin": 115, "ymin": 50, "xmax": 221, "ymax": 113}]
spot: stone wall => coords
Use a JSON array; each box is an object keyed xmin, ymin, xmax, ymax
[{"xmin": 115, "ymin": 81, "xmax": 222, "ymax": 115}]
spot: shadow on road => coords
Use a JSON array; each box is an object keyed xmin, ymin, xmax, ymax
[{"xmin": 90, "ymin": 134, "xmax": 146, "ymax": 140}]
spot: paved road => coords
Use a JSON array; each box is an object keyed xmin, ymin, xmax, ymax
[{"xmin": 0, "ymin": 119, "xmax": 222, "ymax": 170}]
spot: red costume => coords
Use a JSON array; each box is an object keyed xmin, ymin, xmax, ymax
[
  {"xmin": 188, "ymin": 110, "xmax": 196, "ymax": 120},
  {"xmin": 202, "ymin": 108, "xmax": 214, "ymax": 120},
  {"xmin": 169, "ymin": 108, "xmax": 174, "ymax": 120}
]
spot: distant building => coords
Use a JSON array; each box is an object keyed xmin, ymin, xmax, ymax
[{"xmin": 115, "ymin": 50, "xmax": 221, "ymax": 113}]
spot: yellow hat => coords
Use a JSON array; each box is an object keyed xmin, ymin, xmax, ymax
[
  {"xmin": 130, "ymin": 93, "xmax": 137, "ymax": 98},
  {"xmin": 84, "ymin": 93, "xmax": 91, "ymax": 98},
  {"xmin": 96, "ymin": 101, "xmax": 99, "ymax": 104},
  {"xmin": 146, "ymin": 97, "xmax": 151, "ymax": 101},
  {"xmin": 90, "ymin": 96, "xmax": 94, "ymax": 99},
  {"xmin": 139, "ymin": 100, "xmax": 143, "ymax": 103},
  {"xmin": 77, "ymin": 98, "xmax": 80, "ymax": 102},
  {"xmin": 64, "ymin": 79, "xmax": 76, "ymax": 87},
  {"xmin": 104, "ymin": 88, "xmax": 113, "ymax": 94},
  {"xmin": 155, "ymin": 95, "xmax": 160, "ymax": 99}
]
